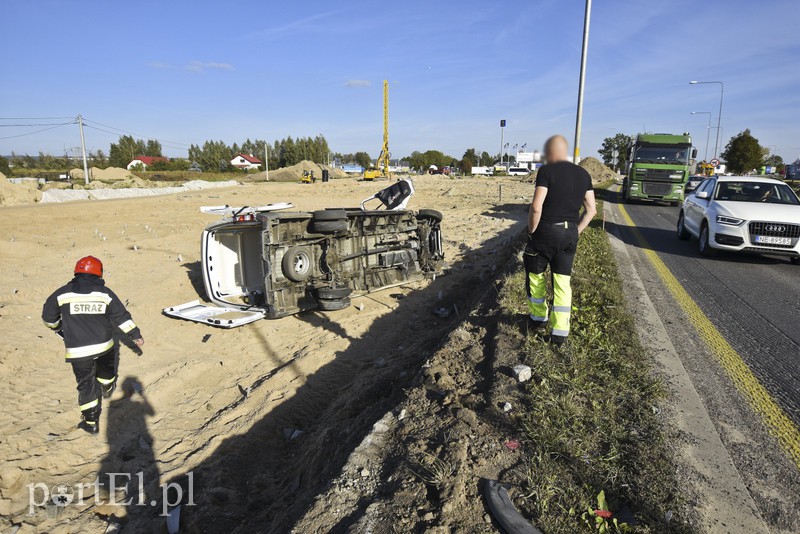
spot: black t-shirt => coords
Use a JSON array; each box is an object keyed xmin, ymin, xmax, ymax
[{"xmin": 535, "ymin": 161, "xmax": 593, "ymax": 224}]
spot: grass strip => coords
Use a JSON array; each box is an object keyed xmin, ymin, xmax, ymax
[{"xmin": 497, "ymin": 189, "xmax": 694, "ymax": 533}]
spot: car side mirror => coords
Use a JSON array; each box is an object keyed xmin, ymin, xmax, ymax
[
  {"xmin": 696, "ymin": 191, "xmax": 709, "ymax": 199},
  {"xmin": 691, "ymin": 148, "xmax": 698, "ymax": 159}
]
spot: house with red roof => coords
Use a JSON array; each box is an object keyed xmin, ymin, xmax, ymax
[
  {"xmin": 230, "ymin": 153, "xmax": 263, "ymax": 171},
  {"xmin": 126, "ymin": 155, "xmax": 169, "ymax": 171}
]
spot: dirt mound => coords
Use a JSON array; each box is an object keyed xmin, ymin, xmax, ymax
[
  {"xmin": 70, "ymin": 166, "xmax": 140, "ymax": 182},
  {"xmin": 579, "ymin": 157, "xmax": 616, "ymax": 183},
  {"xmin": 0, "ymin": 174, "xmax": 42, "ymax": 206},
  {"xmin": 246, "ymin": 160, "xmax": 348, "ymax": 182}
]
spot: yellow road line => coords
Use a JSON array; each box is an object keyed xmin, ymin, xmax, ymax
[{"xmin": 616, "ymin": 203, "xmax": 800, "ymax": 468}]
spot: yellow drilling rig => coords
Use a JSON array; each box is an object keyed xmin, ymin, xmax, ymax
[{"xmin": 364, "ymin": 80, "xmax": 390, "ymax": 181}]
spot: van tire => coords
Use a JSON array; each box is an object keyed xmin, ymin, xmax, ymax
[
  {"xmin": 316, "ymin": 286, "xmax": 352, "ymax": 300},
  {"xmin": 317, "ymin": 297, "xmax": 351, "ymax": 311},
  {"xmin": 282, "ymin": 246, "xmax": 313, "ymax": 282},
  {"xmin": 313, "ymin": 209, "xmax": 347, "ymax": 221},
  {"xmin": 312, "ymin": 220, "xmax": 348, "ymax": 233},
  {"xmin": 417, "ymin": 209, "xmax": 443, "ymax": 222}
]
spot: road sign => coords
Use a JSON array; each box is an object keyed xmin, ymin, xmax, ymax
[
  {"xmin": 710, "ymin": 158, "xmax": 720, "ymax": 167},
  {"xmin": 612, "ymin": 149, "xmax": 619, "ymax": 158},
  {"xmin": 500, "ymin": 120, "xmax": 506, "ymax": 127}
]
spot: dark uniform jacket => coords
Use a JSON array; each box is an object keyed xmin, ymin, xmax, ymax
[{"xmin": 42, "ymin": 274, "xmax": 141, "ymax": 360}]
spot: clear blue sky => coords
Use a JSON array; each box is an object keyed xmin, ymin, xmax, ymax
[{"xmin": 2, "ymin": 0, "xmax": 799, "ymax": 162}]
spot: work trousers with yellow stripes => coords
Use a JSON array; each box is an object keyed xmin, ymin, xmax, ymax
[
  {"xmin": 524, "ymin": 221, "xmax": 579, "ymax": 337},
  {"xmin": 70, "ymin": 348, "xmax": 116, "ymax": 424}
]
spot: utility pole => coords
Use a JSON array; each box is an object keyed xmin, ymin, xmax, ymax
[
  {"xmin": 499, "ymin": 120, "xmax": 506, "ymax": 168},
  {"xmin": 267, "ymin": 142, "xmax": 271, "ymax": 180},
  {"xmin": 573, "ymin": 0, "xmax": 592, "ymax": 164},
  {"xmin": 77, "ymin": 114, "xmax": 90, "ymax": 185},
  {"xmin": 689, "ymin": 81, "xmax": 724, "ymax": 159}
]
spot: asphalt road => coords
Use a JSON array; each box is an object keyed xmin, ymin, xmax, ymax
[{"xmin": 611, "ymin": 195, "xmax": 800, "ymax": 426}]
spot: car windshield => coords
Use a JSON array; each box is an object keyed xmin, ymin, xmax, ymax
[
  {"xmin": 715, "ymin": 181, "xmax": 800, "ymax": 205},
  {"xmin": 633, "ymin": 145, "xmax": 689, "ymax": 164}
]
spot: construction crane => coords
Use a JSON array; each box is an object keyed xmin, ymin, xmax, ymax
[{"xmin": 364, "ymin": 80, "xmax": 390, "ymax": 181}]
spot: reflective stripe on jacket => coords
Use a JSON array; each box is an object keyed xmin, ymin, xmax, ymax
[{"xmin": 42, "ymin": 274, "xmax": 141, "ymax": 360}]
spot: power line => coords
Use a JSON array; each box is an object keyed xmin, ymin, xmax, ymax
[
  {"xmin": 0, "ymin": 122, "xmax": 74, "ymax": 140},
  {"xmin": 0, "ymin": 116, "xmax": 75, "ymax": 120},
  {"xmin": 0, "ymin": 123, "xmax": 75, "ymax": 127},
  {"xmin": 82, "ymin": 118, "xmax": 192, "ymax": 147}
]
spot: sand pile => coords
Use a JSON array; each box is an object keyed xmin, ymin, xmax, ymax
[
  {"xmin": 579, "ymin": 157, "xmax": 616, "ymax": 183},
  {"xmin": 246, "ymin": 160, "xmax": 348, "ymax": 182},
  {"xmin": 70, "ymin": 166, "xmax": 140, "ymax": 182},
  {"xmin": 0, "ymin": 174, "xmax": 42, "ymax": 206}
]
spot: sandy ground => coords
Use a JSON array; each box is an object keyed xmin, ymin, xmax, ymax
[{"xmin": 0, "ymin": 176, "xmax": 531, "ymax": 532}]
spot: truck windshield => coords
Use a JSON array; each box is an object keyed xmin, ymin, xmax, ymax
[
  {"xmin": 715, "ymin": 182, "xmax": 800, "ymax": 205},
  {"xmin": 634, "ymin": 146, "xmax": 689, "ymax": 164}
]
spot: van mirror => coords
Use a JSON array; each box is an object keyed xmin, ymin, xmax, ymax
[{"xmin": 696, "ymin": 191, "xmax": 709, "ymax": 199}]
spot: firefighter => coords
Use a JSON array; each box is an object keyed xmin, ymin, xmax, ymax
[
  {"xmin": 42, "ymin": 256, "xmax": 144, "ymax": 434},
  {"xmin": 525, "ymin": 135, "xmax": 597, "ymax": 345}
]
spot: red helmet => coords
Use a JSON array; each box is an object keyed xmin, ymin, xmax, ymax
[{"xmin": 75, "ymin": 256, "xmax": 103, "ymax": 277}]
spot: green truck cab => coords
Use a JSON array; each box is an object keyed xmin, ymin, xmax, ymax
[{"xmin": 622, "ymin": 133, "xmax": 697, "ymax": 206}]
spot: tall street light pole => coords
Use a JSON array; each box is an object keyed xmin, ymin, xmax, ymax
[
  {"xmin": 690, "ymin": 80, "xmax": 723, "ymax": 159},
  {"xmin": 573, "ymin": 0, "xmax": 593, "ymax": 163},
  {"xmin": 499, "ymin": 120, "xmax": 506, "ymax": 168},
  {"xmin": 691, "ymin": 111, "xmax": 712, "ymax": 161}
]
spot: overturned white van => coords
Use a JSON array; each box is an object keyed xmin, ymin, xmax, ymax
[{"xmin": 164, "ymin": 179, "xmax": 444, "ymax": 327}]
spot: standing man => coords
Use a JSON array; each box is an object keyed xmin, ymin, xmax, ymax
[
  {"xmin": 526, "ymin": 135, "xmax": 597, "ymax": 345},
  {"xmin": 42, "ymin": 256, "xmax": 144, "ymax": 434}
]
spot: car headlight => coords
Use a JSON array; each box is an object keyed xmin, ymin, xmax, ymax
[{"xmin": 716, "ymin": 215, "xmax": 744, "ymax": 226}]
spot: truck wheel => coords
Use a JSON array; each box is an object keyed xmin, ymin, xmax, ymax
[
  {"xmin": 281, "ymin": 246, "xmax": 313, "ymax": 282},
  {"xmin": 312, "ymin": 220, "xmax": 348, "ymax": 233},
  {"xmin": 670, "ymin": 201, "xmax": 680, "ymax": 207},
  {"xmin": 698, "ymin": 223, "xmax": 716, "ymax": 257},
  {"xmin": 417, "ymin": 209, "xmax": 443, "ymax": 222},
  {"xmin": 316, "ymin": 286, "xmax": 352, "ymax": 300},
  {"xmin": 312, "ymin": 209, "xmax": 347, "ymax": 221},
  {"xmin": 677, "ymin": 212, "xmax": 691, "ymax": 240},
  {"xmin": 317, "ymin": 297, "xmax": 351, "ymax": 311}
]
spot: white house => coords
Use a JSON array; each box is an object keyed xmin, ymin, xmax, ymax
[
  {"xmin": 230, "ymin": 153, "xmax": 263, "ymax": 170},
  {"xmin": 126, "ymin": 155, "xmax": 169, "ymax": 170}
]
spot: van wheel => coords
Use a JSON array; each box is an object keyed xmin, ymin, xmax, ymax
[
  {"xmin": 317, "ymin": 297, "xmax": 351, "ymax": 311},
  {"xmin": 417, "ymin": 209, "xmax": 443, "ymax": 222},
  {"xmin": 698, "ymin": 223, "xmax": 716, "ymax": 257},
  {"xmin": 677, "ymin": 212, "xmax": 691, "ymax": 240},
  {"xmin": 316, "ymin": 286, "xmax": 352, "ymax": 300},
  {"xmin": 282, "ymin": 246, "xmax": 313, "ymax": 282}
]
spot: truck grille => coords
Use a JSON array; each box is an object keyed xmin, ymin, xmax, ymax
[
  {"xmin": 639, "ymin": 168, "xmax": 681, "ymax": 182},
  {"xmin": 642, "ymin": 182, "xmax": 673, "ymax": 196},
  {"xmin": 748, "ymin": 221, "xmax": 800, "ymax": 248}
]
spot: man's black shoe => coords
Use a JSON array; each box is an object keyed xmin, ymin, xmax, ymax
[
  {"xmin": 527, "ymin": 316, "xmax": 548, "ymax": 331},
  {"xmin": 550, "ymin": 335, "xmax": 568, "ymax": 346},
  {"xmin": 78, "ymin": 418, "xmax": 100, "ymax": 435}
]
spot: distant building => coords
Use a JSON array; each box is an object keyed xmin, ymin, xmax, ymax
[
  {"xmin": 127, "ymin": 155, "xmax": 169, "ymax": 170},
  {"xmin": 230, "ymin": 153, "xmax": 263, "ymax": 170}
]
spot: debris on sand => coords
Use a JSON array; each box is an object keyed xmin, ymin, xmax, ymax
[{"xmin": 512, "ymin": 364, "xmax": 532, "ymax": 383}]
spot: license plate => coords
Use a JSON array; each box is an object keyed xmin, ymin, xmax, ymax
[{"xmin": 754, "ymin": 235, "xmax": 792, "ymax": 245}]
